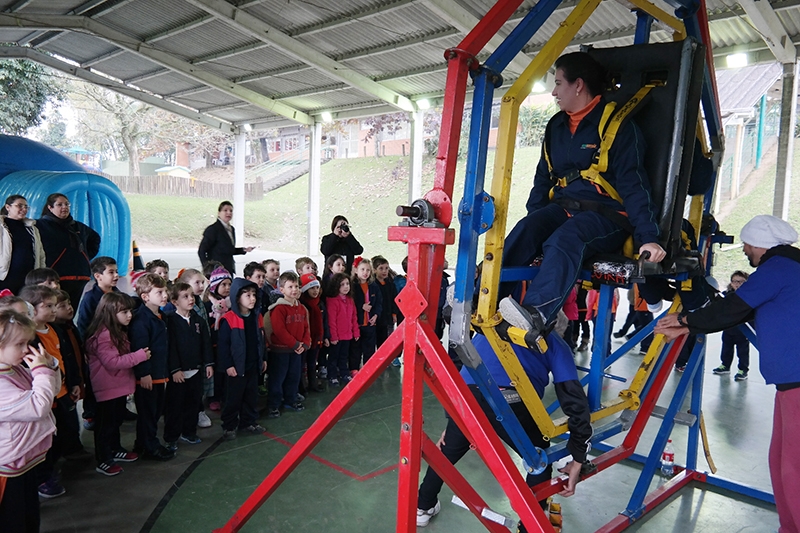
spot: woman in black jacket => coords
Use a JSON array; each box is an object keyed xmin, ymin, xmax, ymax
[
  {"xmin": 320, "ymin": 215, "xmax": 363, "ymax": 274},
  {"xmin": 36, "ymin": 193, "xmax": 100, "ymax": 306},
  {"xmin": 198, "ymin": 201, "xmax": 254, "ymax": 274}
]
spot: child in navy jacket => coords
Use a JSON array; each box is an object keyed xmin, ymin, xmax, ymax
[
  {"xmin": 164, "ymin": 283, "xmax": 213, "ymax": 450},
  {"xmin": 129, "ymin": 274, "xmax": 174, "ymax": 461},
  {"xmin": 218, "ymin": 278, "xmax": 266, "ymax": 439}
]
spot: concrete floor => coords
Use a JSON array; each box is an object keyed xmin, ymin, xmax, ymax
[{"xmin": 38, "ymin": 307, "xmax": 779, "ymax": 533}]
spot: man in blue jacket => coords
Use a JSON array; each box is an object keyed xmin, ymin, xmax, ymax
[
  {"xmin": 499, "ymin": 53, "xmax": 665, "ymax": 350},
  {"xmin": 416, "ymin": 331, "xmax": 592, "ymax": 529},
  {"xmin": 656, "ymin": 214, "xmax": 800, "ymax": 533}
]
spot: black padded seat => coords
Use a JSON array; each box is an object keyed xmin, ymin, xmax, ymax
[{"xmin": 587, "ymin": 39, "xmax": 706, "ymax": 263}]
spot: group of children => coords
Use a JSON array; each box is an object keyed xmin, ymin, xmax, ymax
[{"xmin": 0, "ymin": 249, "xmax": 409, "ymax": 531}]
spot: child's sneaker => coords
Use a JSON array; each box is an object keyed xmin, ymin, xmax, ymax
[
  {"xmin": 267, "ymin": 408, "xmax": 281, "ymax": 418},
  {"xmin": 83, "ymin": 418, "xmax": 95, "ymax": 431},
  {"xmin": 197, "ymin": 411, "xmax": 212, "ymax": 428},
  {"xmin": 295, "ymin": 393, "xmax": 305, "ymax": 402},
  {"xmin": 735, "ymin": 370, "xmax": 748, "ymax": 381},
  {"xmin": 328, "ymin": 378, "xmax": 340, "ymax": 387},
  {"xmin": 674, "ymin": 365, "xmax": 686, "ymax": 373},
  {"xmin": 712, "ymin": 365, "xmax": 730, "ymax": 375},
  {"xmin": 242, "ymin": 424, "xmax": 266, "ymax": 434},
  {"xmin": 112, "ymin": 450, "xmax": 139, "ymax": 463},
  {"xmin": 391, "ymin": 357, "xmax": 401, "ymax": 367},
  {"xmin": 319, "ymin": 367, "xmax": 328, "ymax": 379},
  {"xmin": 222, "ymin": 430, "xmax": 237, "ymax": 441},
  {"xmin": 416, "ymin": 500, "xmax": 441, "ymax": 527},
  {"xmin": 342, "ymin": 374, "xmax": 353, "ymax": 384},
  {"xmin": 165, "ymin": 441, "xmax": 178, "ymax": 452},
  {"xmin": 349, "ymin": 369, "xmax": 359, "ymax": 378},
  {"xmin": 208, "ymin": 401, "xmax": 221, "ymax": 412},
  {"xmin": 96, "ymin": 462, "xmax": 123, "ymax": 476},
  {"xmin": 258, "ymin": 384, "xmax": 268, "ymax": 397},
  {"xmin": 283, "ymin": 402, "xmax": 305, "ymax": 412},
  {"xmin": 38, "ymin": 478, "xmax": 66, "ymax": 499},
  {"xmin": 180, "ymin": 434, "xmax": 202, "ymax": 444}
]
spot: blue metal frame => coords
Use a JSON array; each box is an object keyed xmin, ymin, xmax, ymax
[
  {"xmin": 634, "ymin": 10, "xmax": 654, "ymax": 44},
  {"xmin": 589, "ymin": 284, "xmax": 616, "ymax": 410}
]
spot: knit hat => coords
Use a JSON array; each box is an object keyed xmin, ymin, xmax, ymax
[
  {"xmin": 740, "ymin": 215, "xmax": 798, "ymax": 249},
  {"xmin": 129, "ymin": 270, "xmax": 147, "ymax": 288},
  {"xmin": 208, "ymin": 266, "xmax": 232, "ymax": 294},
  {"xmin": 300, "ymin": 273, "xmax": 320, "ymax": 293}
]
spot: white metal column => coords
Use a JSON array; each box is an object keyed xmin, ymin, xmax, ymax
[
  {"xmin": 774, "ymin": 60, "xmax": 798, "ymax": 220},
  {"xmin": 409, "ymin": 110, "xmax": 424, "ymax": 203},
  {"xmin": 233, "ymin": 132, "xmax": 246, "ymax": 238},
  {"xmin": 308, "ymin": 122, "xmax": 322, "ymax": 256}
]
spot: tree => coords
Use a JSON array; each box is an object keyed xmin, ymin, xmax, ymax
[
  {"xmin": 37, "ymin": 110, "xmax": 70, "ymax": 150},
  {"xmin": 0, "ymin": 58, "xmax": 64, "ymax": 135},
  {"xmin": 362, "ymin": 113, "xmax": 408, "ymax": 157},
  {"xmin": 518, "ymin": 103, "xmax": 557, "ymax": 147},
  {"xmin": 71, "ymin": 83, "xmax": 152, "ymax": 176}
]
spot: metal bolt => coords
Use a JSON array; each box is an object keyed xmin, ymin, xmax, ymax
[
  {"xmin": 481, "ymin": 288, "xmax": 489, "ymax": 294},
  {"xmin": 481, "ymin": 223, "xmax": 488, "ymax": 229},
  {"xmin": 483, "ymin": 196, "xmax": 490, "ymax": 202},
  {"xmin": 401, "ymin": 457, "xmax": 408, "ymax": 464},
  {"xmin": 402, "ymin": 423, "xmax": 410, "ymax": 431},
  {"xmin": 485, "ymin": 253, "xmax": 493, "ymax": 261}
]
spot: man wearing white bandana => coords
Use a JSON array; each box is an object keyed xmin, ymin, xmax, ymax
[{"xmin": 656, "ymin": 214, "xmax": 800, "ymax": 533}]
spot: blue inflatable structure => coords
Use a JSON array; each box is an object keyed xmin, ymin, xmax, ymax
[{"xmin": 0, "ymin": 135, "xmax": 131, "ymax": 273}]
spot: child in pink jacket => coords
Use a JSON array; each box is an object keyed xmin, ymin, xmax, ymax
[
  {"xmin": 325, "ymin": 273, "xmax": 359, "ymax": 387},
  {"xmin": 85, "ymin": 293, "xmax": 151, "ymax": 477},
  {"xmin": 0, "ymin": 310, "xmax": 61, "ymax": 532}
]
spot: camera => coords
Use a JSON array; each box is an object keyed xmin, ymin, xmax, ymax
[{"xmin": 340, "ymin": 223, "xmax": 350, "ymax": 233}]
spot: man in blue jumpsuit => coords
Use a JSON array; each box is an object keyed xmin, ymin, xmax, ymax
[
  {"xmin": 499, "ymin": 53, "xmax": 665, "ymax": 349},
  {"xmin": 656, "ymin": 214, "xmax": 800, "ymax": 533},
  {"xmin": 416, "ymin": 332, "xmax": 592, "ymax": 530}
]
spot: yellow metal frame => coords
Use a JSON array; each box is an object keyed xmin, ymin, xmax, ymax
[
  {"xmin": 484, "ymin": 298, "xmax": 683, "ymax": 440},
  {"xmin": 476, "ymin": 0, "xmax": 602, "ymax": 325},
  {"xmin": 627, "ymin": 0, "xmax": 686, "ymax": 40}
]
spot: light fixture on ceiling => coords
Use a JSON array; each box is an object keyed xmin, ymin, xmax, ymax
[
  {"xmin": 532, "ymin": 81, "xmax": 547, "ymax": 93},
  {"xmin": 321, "ymin": 111, "xmax": 333, "ymax": 123},
  {"xmin": 726, "ymin": 53, "xmax": 748, "ymax": 69},
  {"xmin": 416, "ymin": 98, "xmax": 431, "ymax": 110},
  {"xmin": 243, "ymin": 123, "xmax": 253, "ymax": 132}
]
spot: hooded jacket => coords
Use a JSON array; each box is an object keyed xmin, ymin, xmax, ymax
[
  {"xmin": 217, "ymin": 278, "xmax": 265, "ymax": 376},
  {"xmin": 326, "ymin": 294, "xmax": 360, "ymax": 342},
  {"xmin": 352, "ymin": 279, "xmax": 382, "ymax": 327},
  {"xmin": 268, "ymin": 297, "xmax": 311, "ymax": 353},
  {"xmin": 87, "ymin": 327, "xmax": 149, "ymax": 402},
  {"xmin": 36, "ymin": 213, "xmax": 100, "ymax": 280},
  {"xmin": 0, "ymin": 362, "xmax": 60, "ymax": 477},
  {"xmin": 166, "ymin": 309, "xmax": 213, "ymax": 375},
  {"xmin": 300, "ymin": 292, "xmax": 328, "ymax": 346}
]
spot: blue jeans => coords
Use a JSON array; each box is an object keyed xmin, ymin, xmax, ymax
[
  {"xmin": 502, "ymin": 203, "xmax": 628, "ymax": 323},
  {"xmin": 327, "ymin": 340, "xmax": 350, "ymax": 380},
  {"xmin": 267, "ymin": 351, "xmax": 302, "ymax": 409}
]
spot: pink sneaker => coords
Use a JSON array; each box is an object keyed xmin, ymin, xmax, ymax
[
  {"xmin": 349, "ymin": 370, "xmax": 359, "ymax": 378},
  {"xmin": 209, "ymin": 401, "xmax": 221, "ymax": 411}
]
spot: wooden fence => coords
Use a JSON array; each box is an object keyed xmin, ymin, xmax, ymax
[{"xmin": 104, "ymin": 174, "xmax": 263, "ymax": 201}]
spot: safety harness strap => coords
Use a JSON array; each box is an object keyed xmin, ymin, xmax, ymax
[{"xmin": 547, "ymin": 83, "xmax": 659, "ymax": 206}]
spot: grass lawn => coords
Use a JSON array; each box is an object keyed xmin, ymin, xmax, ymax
[
  {"xmin": 125, "ymin": 142, "xmax": 800, "ymax": 279},
  {"xmin": 126, "ymin": 146, "xmax": 541, "ymax": 266}
]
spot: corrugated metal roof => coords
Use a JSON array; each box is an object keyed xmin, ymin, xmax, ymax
[
  {"xmin": 717, "ymin": 62, "xmax": 782, "ymax": 112},
  {"xmin": 96, "ymin": 0, "xmax": 207, "ymax": 41},
  {"xmin": 0, "ymin": 0, "xmax": 796, "ymax": 130}
]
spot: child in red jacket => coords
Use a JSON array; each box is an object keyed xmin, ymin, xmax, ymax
[
  {"xmin": 325, "ymin": 272, "xmax": 360, "ymax": 387},
  {"xmin": 266, "ymin": 271, "xmax": 311, "ymax": 418},
  {"xmin": 299, "ymin": 273, "xmax": 327, "ymax": 394}
]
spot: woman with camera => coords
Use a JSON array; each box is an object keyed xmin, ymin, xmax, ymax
[{"xmin": 320, "ymin": 215, "xmax": 363, "ymax": 274}]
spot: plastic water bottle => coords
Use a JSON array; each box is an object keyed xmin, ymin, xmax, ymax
[{"xmin": 660, "ymin": 439, "xmax": 675, "ymax": 477}]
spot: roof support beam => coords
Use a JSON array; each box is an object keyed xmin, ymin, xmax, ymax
[
  {"xmin": 184, "ymin": 0, "xmax": 417, "ymax": 112},
  {"xmin": 738, "ymin": 0, "xmax": 796, "ymax": 63},
  {"xmin": 422, "ymin": 0, "xmax": 531, "ymax": 75},
  {"xmin": 0, "ymin": 13, "xmax": 314, "ymax": 124},
  {"xmin": 0, "ymin": 46, "xmax": 237, "ymax": 133}
]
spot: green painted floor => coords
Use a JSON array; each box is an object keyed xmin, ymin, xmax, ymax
[{"xmin": 41, "ymin": 332, "xmax": 779, "ymax": 533}]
